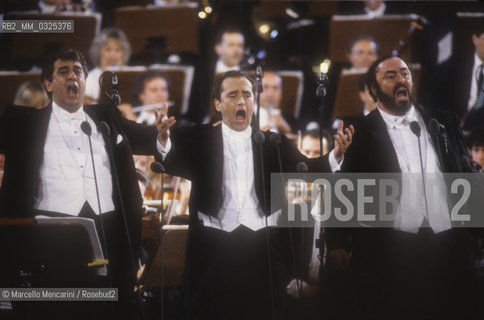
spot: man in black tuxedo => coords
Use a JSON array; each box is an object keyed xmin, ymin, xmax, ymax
[
  {"xmin": 156, "ymin": 70, "xmax": 353, "ymax": 319},
  {"xmin": 436, "ymin": 22, "xmax": 484, "ymax": 118},
  {"xmin": 326, "ymin": 55, "xmax": 477, "ymax": 320},
  {"xmin": 0, "ymin": 48, "xmax": 163, "ymax": 319}
]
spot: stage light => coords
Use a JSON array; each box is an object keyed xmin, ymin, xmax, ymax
[
  {"xmin": 259, "ymin": 24, "xmax": 270, "ymax": 34},
  {"xmin": 270, "ymin": 29, "xmax": 279, "ymax": 39},
  {"xmin": 204, "ymin": 6, "xmax": 212, "ymax": 14},
  {"xmin": 320, "ymin": 59, "xmax": 331, "ymax": 74},
  {"xmin": 198, "ymin": 11, "xmax": 207, "ymax": 19}
]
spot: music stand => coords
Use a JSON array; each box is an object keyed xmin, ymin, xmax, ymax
[
  {"xmin": 329, "ymin": 14, "xmax": 423, "ymax": 64},
  {"xmin": 0, "ymin": 218, "xmax": 102, "ymax": 288}
]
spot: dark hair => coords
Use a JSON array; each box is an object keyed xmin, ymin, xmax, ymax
[
  {"xmin": 215, "ymin": 27, "xmax": 244, "ymax": 45},
  {"xmin": 212, "ymin": 70, "xmax": 255, "ymax": 101},
  {"xmin": 346, "ymin": 35, "xmax": 380, "ymax": 55},
  {"xmin": 41, "ymin": 48, "xmax": 89, "ymax": 99},
  {"xmin": 131, "ymin": 69, "xmax": 170, "ymax": 106},
  {"xmin": 467, "ymin": 129, "xmax": 484, "ymax": 148},
  {"xmin": 365, "ymin": 54, "xmax": 412, "ymax": 103},
  {"xmin": 303, "ymin": 128, "xmax": 333, "ymax": 147},
  {"xmin": 472, "ymin": 21, "xmax": 484, "ymax": 37}
]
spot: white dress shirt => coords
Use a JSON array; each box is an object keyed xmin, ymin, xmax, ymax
[
  {"xmin": 378, "ymin": 105, "xmax": 451, "ymax": 233},
  {"xmin": 35, "ymin": 102, "xmax": 114, "ymax": 215},
  {"xmin": 137, "ymin": 111, "xmax": 157, "ymax": 126},
  {"xmin": 215, "ymin": 60, "xmax": 240, "ymax": 74},
  {"xmin": 467, "ymin": 53, "xmax": 484, "ymax": 111},
  {"xmin": 161, "ymin": 123, "xmax": 341, "ymax": 232},
  {"xmin": 364, "ymin": 2, "xmax": 386, "ymax": 18}
]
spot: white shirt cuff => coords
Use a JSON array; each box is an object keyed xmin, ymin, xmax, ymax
[
  {"xmin": 156, "ymin": 138, "xmax": 171, "ymax": 160},
  {"xmin": 328, "ymin": 149, "xmax": 343, "ymax": 172}
]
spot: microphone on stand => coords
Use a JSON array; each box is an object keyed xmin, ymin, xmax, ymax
[
  {"xmin": 410, "ymin": 121, "xmax": 430, "ymax": 225},
  {"xmin": 80, "ymin": 121, "xmax": 113, "ymax": 287},
  {"xmin": 255, "ymin": 65, "xmax": 264, "ymax": 131},
  {"xmin": 111, "ymin": 72, "xmax": 121, "ymax": 106},
  {"xmin": 80, "ymin": 121, "xmax": 110, "ymax": 253},
  {"xmin": 99, "ymin": 71, "xmax": 121, "ymax": 106},
  {"xmin": 97, "ymin": 120, "xmax": 147, "ymax": 320},
  {"xmin": 316, "ymin": 72, "xmax": 329, "ymax": 157}
]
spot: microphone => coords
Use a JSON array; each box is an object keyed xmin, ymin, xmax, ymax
[
  {"xmin": 255, "ymin": 65, "xmax": 264, "ymax": 93},
  {"xmin": 98, "ymin": 71, "xmax": 121, "ymax": 106},
  {"xmin": 254, "ymin": 130, "xmax": 266, "ymax": 145},
  {"xmin": 80, "ymin": 121, "xmax": 112, "ymax": 282},
  {"xmin": 150, "ymin": 161, "xmax": 165, "ymax": 174},
  {"xmin": 111, "ymin": 72, "xmax": 121, "ymax": 106},
  {"xmin": 409, "ymin": 120, "xmax": 430, "ymax": 225},
  {"xmin": 409, "ymin": 121, "xmax": 421, "ymax": 137},
  {"xmin": 296, "ymin": 161, "xmax": 309, "ymax": 173},
  {"xmin": 80, "ymin": 121, "xmax": 92, "ymax": 136}
]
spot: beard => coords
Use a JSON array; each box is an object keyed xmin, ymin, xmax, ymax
[{"xmin": 375, "ymin": 83, "xmax": 416, "ymax": 116}]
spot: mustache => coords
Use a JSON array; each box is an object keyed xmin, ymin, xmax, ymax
[{"xmin": 393, "ymin": 83, "xmax": 409, "ymax": 95}]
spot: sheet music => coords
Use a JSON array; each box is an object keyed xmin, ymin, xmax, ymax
[{"xmin": 34, "ymin": 215, "xmax": 107, "ymax": 276}]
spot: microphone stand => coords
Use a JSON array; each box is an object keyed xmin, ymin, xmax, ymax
[
  {"xmin": 316, "ymin": 72, "xmax": 328, "ymax": 158},
  {"xmin": 271, "ymin": 134, "xmax": 303, "ymax": 298},
  {"xmin": 98, "ymin": 121, "xmax": 147, "ymax": 320},
  {"xmin": 80, "ymin": 121, "xmax": 117, "ymax": 320},
  {"xmin": 254, "ymin": 64, "xmax": 276, "ymax": 320},
  {"xmin": 150, "ymin": 161, "xmax": 166, "ymax": 320},
  {"xmin": 255, "ymin": 65, "xmax": 264, "ymax": 131},
  {"xmin": 315, "ymin": 71, "xmax": 328, "ymax": 272}
]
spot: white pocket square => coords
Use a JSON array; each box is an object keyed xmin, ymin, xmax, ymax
[{"xmin": 116, "ymin": 134, "xmax": 123, "ymax": 145}]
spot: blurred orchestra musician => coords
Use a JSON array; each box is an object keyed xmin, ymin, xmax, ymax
[
  {"xmin": 259, "ymin": 71, "xmax": 292, "ymax": 134},
  {"xmin": 131, "ymin": 69, "xmax": 171, "ymax": 126},
  {"xmin": 214, "ymin": 28, "xmax": 245, "ymax": 74},
  {"xmin": 432, "ymin": 21, "xmax": 484, "ymax": 120},
  {"xmin": 85, "ymin": 27, "xmax": 132, "ymax": 104},
  {"xmin": 13, "ymin": 80, "xmax": 50, "ymax": 109},
  {"xmin": 326, "ymin": 36, "xmax": 380, "ymax": 125}
]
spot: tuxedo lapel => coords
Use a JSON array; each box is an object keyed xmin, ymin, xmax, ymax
[{"xmin": 251, "ymin": 128, "xmax": 266, "ymax": 212}]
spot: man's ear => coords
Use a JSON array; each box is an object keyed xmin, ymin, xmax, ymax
[
  {"xmin": 214, "ymin": 99, "xmax": 221, "ymax": 112},
  {"xmin": 43, "ymin": 79, "xmax": 53, "ymax": 94},
  {"xmin": 472, "ymin": 34, "xmax": 478, "ymax": 47}
]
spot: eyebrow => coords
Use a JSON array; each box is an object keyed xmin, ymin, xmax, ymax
[{"xmin": 384, "ymin": 68, "xmax": 409, "ymax": 75}]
